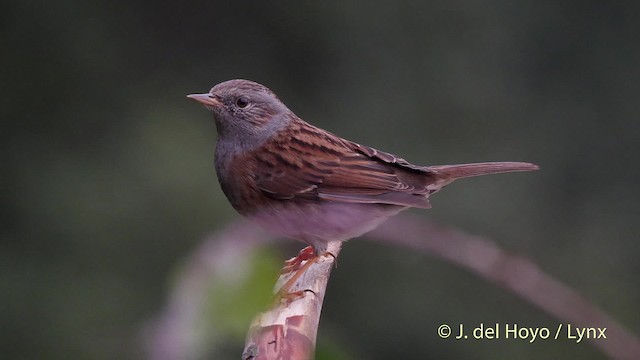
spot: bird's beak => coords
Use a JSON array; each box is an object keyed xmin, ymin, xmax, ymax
[{"xmin": 187, "ymin": 93, "xmax": 222, "ymax": 107}]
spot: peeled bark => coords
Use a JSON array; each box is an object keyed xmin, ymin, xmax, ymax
[{"xmin": 243, "ymin": 241, "xmax": 341, "ymax": 360}]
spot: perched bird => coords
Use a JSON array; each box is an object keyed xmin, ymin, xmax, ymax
[{"xmin": 188, "ymin": 79, "xmax": 538, "ymax": 261}]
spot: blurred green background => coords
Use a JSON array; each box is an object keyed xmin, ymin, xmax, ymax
[{"xmin": 3, "ymin": 1, "xmax": 639, "ymax": 359}]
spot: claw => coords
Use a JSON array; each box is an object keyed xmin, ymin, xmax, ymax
[
  {"xmin": 280, "ymin": 246, "xmax": 316, "ymax": 274},
  {"xmin": 277, "ymin": 249, "xmax": 336, "ymax": 296}
]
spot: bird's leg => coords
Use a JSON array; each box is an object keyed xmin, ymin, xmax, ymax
[
  {"xmin": 276, "ymin": 250, "xmax": 335, "ymax": 298},
  {"xmin": 280, "ymin": 245, "xmax": 316, "ymax": 274}
]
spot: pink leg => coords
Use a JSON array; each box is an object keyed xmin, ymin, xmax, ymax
[{"xmin": 280, "ymin": 246, "xmax": 316, "ymax": 274}]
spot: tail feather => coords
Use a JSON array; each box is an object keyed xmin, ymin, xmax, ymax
[{"xmin": 428, "ymin": 162, "xmax": 539, "ymax": 180}]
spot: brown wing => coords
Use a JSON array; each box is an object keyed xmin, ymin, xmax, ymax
[{"xmin": 251, "ymin": 119, "xmax": 434, "ymax": 208}]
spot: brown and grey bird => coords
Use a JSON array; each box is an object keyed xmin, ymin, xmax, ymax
[{"xmin": 188, "ymin": 79, "xmax": 538, "ymax": 257}]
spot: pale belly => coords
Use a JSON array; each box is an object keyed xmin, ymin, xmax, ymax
[{"xmin": 248, "ymin": 201, "xmax": 407, "ymax": 252}]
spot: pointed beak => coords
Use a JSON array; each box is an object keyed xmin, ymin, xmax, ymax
[{"xmin": 187, "ymin": 93, "xmax": 222, "ymax": 107}]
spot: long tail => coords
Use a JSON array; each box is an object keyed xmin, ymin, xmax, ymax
[{"xmin": 428, "ymin": 161, "xmax": 539, "ymax": 180}]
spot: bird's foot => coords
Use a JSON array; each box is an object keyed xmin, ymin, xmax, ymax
[
  {"xmin": 276, "ymin": 250, "xmax": 335, "ymax": 297},
  {"xmin": 281, "ymin": 246, "xmax": 316, "ymax": 274}
]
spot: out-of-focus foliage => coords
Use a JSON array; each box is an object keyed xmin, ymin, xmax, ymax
[{"xmin": 2, "ymin": 1, "xmax": 638, "ymax": 359}]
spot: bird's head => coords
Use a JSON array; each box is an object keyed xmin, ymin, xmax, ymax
[{"xmin": 188, "ymin": 79, "xmax": 291, "ymax": 150}]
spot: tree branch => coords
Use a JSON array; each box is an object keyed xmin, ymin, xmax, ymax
[{"xmin": 243, "ymin": 242, "xmax": 341, "ymax": 360}]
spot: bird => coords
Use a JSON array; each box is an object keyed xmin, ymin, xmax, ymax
[{"xmin": 188, "ymin": 79, "xmax": 538, "ymax": 279}]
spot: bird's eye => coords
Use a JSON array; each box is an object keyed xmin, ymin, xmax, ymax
[{"xmin": 235, "ymin": 96, "xmax": 249, "ymax": 108}]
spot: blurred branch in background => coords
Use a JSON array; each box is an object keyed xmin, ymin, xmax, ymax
[
  {"xmin": 142, "ymin": 222, "xmax": 276, "ymax": 360},
  {"xmin": 144, "ymin": 214, "xmax": 640, "ymax": 360},
  {"xmin": 370, "ymin": 215, "xmax": 640, "ymax": 360}
]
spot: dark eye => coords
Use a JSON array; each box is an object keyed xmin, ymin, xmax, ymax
[{"xmin": 235, "ymin": 96, "xmax": 249, "ymax": 108}]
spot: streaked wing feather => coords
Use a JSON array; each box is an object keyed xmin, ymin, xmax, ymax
[
  {"xmin": 322, "ymin": 156, "xmax": 403, "ymax": 190},
  {"xmin": 253, "ymin": 119, "xmax": 433, "ymax": 207},
  {"xmin": 347, "ymin": 141, "xmax": 432, "ymax": 173},
  {"xmin": 318, "ymin": 188, "xmax": 431, "ymax": 208}
]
